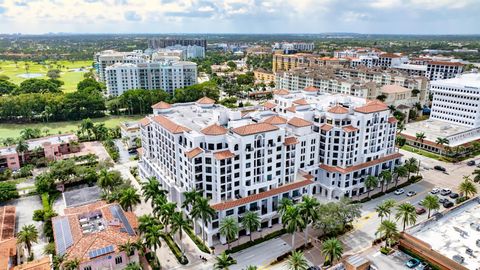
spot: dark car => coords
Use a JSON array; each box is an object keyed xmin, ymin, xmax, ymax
[
  {"xmin": 449, "ymin": 193, "xmax": 459, "ymax": 199},
  {"xmin": 439, "ymin": 198, "xmax": 447, "ymax": 204},
  {"xmin": 467, "ymin": 160, "xmax": 476, "ymax": 166},
  {"xmin": 434, "ymin": 165, "xmax": 446, "ymax": 172},
  {"xmin": 307, "ymin": 267, "xmax": 321, "ymax": 270},
  {"xmin": 443, "ymin": 200, "xmax": 454, "ymax": 208},
  {"xmin": 416, "ymin": 207, "xmax": 426, "ymax": 215}
]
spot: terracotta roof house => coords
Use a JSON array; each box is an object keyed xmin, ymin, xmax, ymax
[{"xmin": 0, "ymin": 206, "xmax": 16, "ymax": 270}]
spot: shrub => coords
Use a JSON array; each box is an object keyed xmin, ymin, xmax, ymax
[
  {"xmin": 409, "ymin": 175, "xmax": 423, "ymax": 183},
  {"xmin": 33, "ymin": 209, "xmax": 45, "ymax": 221},
  {"xmin": 226, "ymin": 229, "xmax": 286, "ymax": 254},
  {"xmin": 456, "ymin": 197, "xmax": 467, "ymax": 204},
  {"xmin": 185, "ymin": 226, "xmax": 210, "ymax": 254},
  {"xmin": 0, "ymin": 182, "xmax": 19, "ymax": 202},
  {"xmin": 380, "ymin": 246, "xmax": 392, "ymax": 255}
]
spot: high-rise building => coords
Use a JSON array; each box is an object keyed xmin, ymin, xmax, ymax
[
  {"xmin": 164, "ymin": 45, "xmax": 206, "ymax": 59},
  {"xmin": 148, "ymin": 38, "xmax": 207, "ymax": 50},
  {"xmin": 94, "ymin": 50, "xmax": 148, "ymax": 82},
  {"xmin": 138, "ymin": 90, "xmax": 401, "ymax": 246},
  {"xmin": 426, "ymin": 61, "xmax": 464, "ymax": 81},
  {"xmin": 105, "ymin": 61, "xmax": 197, "ymax": 96},
  {"xmin": 272, "ymin": 53, "xmax": 346, "ymax": 72}
]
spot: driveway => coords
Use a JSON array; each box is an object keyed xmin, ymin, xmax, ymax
[{"xmin": 230, "ymin": 238, "xmax": 291, "ymax": 270}]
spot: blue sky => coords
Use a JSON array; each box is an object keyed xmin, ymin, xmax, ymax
[{"xmin": 0, "ymin": 0, "xmax": 479, "ymax": 34}]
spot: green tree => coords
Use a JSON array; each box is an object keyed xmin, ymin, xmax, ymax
[
  {"xmin": 119, "ymin": 240, "xmax": 139, "ymax": 263},
  {"xmin": 321, "ymin": 237, "xmax": 343, "ymax": 265},
  {"xmin": 182, "ymin": 189, "xmax": 202, "ymax": 211},
  {"xmin": 282, "ymin": 205, "xmax": 305, "ymax": 251},
  {"xmin": 0, "ymin": 182, "xmax": 20, "ymax": 202},
  {"xmin": 375, "ymin": 199, "xmax": 396, "ymax": 222},
  {"xmin": 16, "ymin": 139, "xmax": 29, "ymax": 164},
  {"xmin": 459, "ymin": 177, "xmax": 477, "ymax": 199},
  {"xmin": 17, "ymin": 224, "xmax": 39, "ymax": 256},
  {"xmin": 46, "ymin": 69, "xmax": 61, "ymax": 80},
  {"xmin": 393, "ymin": 165, "xmax": 408, "ymax": 188},
  {"xmin": 299, "ymin": 196, "xmax": 319, "ymax": 246},
  {"xmin": 376, "ymin": 220, "xmax": 399, "ymax": 248},
  {"xmin": 244, "ymin": 266, "xmax": 258, "ymax": 270},
  {"xmin": 404, "ymin": 158, "xmax": 418, "ymax": 180},
  {"xmin": 170, "ymin": 211, "xmax": 190, "ymax": 256},
  {"xmin": 156, "ymin": 202, "xmax": 176, "ymax": 233},
  {"xmin": 379, "ymin": 170, "xmax": 393, "ymax": 192},
  {"xmin": 423, "ymin": 194, "xmax": 440, "ymax": 218},
  {"xmin": 395, "ymin": 203, "xmax": 417, "ymax": 231},
  {"xmin": 190, "ymin": 197, "xmax": 215, "ymax": 246},
  {"xmin": 124, "ymin": 262, "xmax": 142, "ymax": 270},
  {"xmin": 219, "ymin": 216, "xmax": 239, "ymax": 250},
  {"xmin": 214, "ymin": 251, "xmax": 237, "ymax": 270},
  {"xmin": 118, "ymin": 187, "xmax": 141, "ymax": 212},
  {"xmin": 141, "ymin": 177, "xmax": 166, "ymax": 206},
  {"xmin": 142, "ymin": 222, "xmax": 163, "ymax": 252},
  {"xmin": 226, "ymin": 61, "xmax": 237, "ymax": 70},
  {"xmin": 364, "ymin": 175, "xmax": 378, "ymax": 198},
  {"xmin": 62, "ymin": 259, "xmax": 80, "ymax": 270},
  {"xmin": 97, "ymin": 169, "xmax": 113, "ymax": 194},
  {"xmin": 241, "ymin": 211, "xmax": 261, "ymax": 242},
  {"xmin": 0, "ymin": 79, "xmax": 18, "ymax": 95},
  {"xmin": 278, "ymin": 197, "xmax": 293, "ymax": 217},
  {"xmin": 415, "ymin": 132, "xmax": 426, "ymax": 142},
  {"xmin": 287, "ymin": 251, "xmax": 309, "ymax": 270}
]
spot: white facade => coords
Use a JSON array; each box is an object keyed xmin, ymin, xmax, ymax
[
  {"xmin": 138, "ymin": 91, "xmax": 401, "ymax": 246},
  {"xmin": 94, "ymin": 50, "xmax": 147, "ymax": 82},
  {"xmin": 164, "ymin": 45, "xmax": 206, "ymax": 59},
  {"xmin": 426, "ymin": 61, "xmax": 464, "ymax": 81},
  {"xmin": 430, "ymin": 73, "xmax": 480, "ymax": 128},
  {"xmin": 105, "ymin": 63, "xmax": 139, "ymax": 96}
]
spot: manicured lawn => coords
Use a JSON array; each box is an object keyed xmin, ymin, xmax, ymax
[
  {"xmin": 0, "ymin": 60, "xmax": 93, "ymax": 92},
  {"xmin": 401, "ymin": 144, "xmax": 443, "ymax": 161},
  {"xmin": 0, "ymin": 115, "xmax": 143, "ymax": 139}
]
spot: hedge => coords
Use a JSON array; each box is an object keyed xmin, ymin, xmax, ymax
[
  {"xmin": 161, "ymin": 234, "xmax": 189, "ymax": 265},
  {"xmin": 185, "ymin": 226, "xmax": 210, "ymax": 254},
  {"xmin": 226, "ymin": 228, "xmax": 286, "ymax": 255}
]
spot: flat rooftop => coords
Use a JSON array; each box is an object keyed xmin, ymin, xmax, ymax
[
  {"xmin": 431, "ymin": 73, "xmax": 480, "ymax": 89},
  {"xmin": 402, "ymin": 119, "xmax": 479, "ymax": 147},
  {"xmin": 408, "ymin": 199, "xmax": 480, "ymax": 270},
  {"xmin": 280, "ymin": 92, "xmax": 367, "ymax": 111},
  {"xmin": 27, "ymin": 134, "xmax": 77, "ymax": 150},
  {"xmin": 63, "ymin": 186, "xmax": 101, "ymax": 208}
]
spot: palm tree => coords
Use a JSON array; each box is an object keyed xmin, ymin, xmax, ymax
[
  {"xmin": 322, "ymin": 237, "xmax": 343, "ymax": 266},
  {"xmin": 287, "ymin": 251, "xmax": 309, "ymax": 270},
  {"xmin": 376, "ymin": 220, "xmax": 399, "ymax": 248},
  {"xmin": 436, "ymin": 137, "xmax": 449, "ymax": 146},
  {"xmin": 219, "ymin": 217, "xmax": 239, "ymax": 250},
  {"xmin": 364, "ymin": 175, "xmax": 378, "ymax": 198},
  {"xmin": 459, "ymin": 177, "xmax": 478, "ymax": 199},
  {"xmin": 422, "ymin": 194, "xmax": 440, "ymax": 218},
  {"xmin": 141, "ymin": 177, "xmax": 166, "ymax": 206},
  {"xmin": 395, "ymin": 203, "xmax": 417, "ymax": 231},
  {"xmin": 282, "ymin": 205, "xmax": 305, "ymax": 251},
  {"xmin": 97, "ymin": 168, "xmax": 113, "ymax": 194},
  {"xmin": 415, "ymin": 132, "xmax": 426, "ymax": 142},
  {"xmin": 143, "ymin": 223, "xmax": 163, "ymax": 252},
  {"xmin": 16, "ymin": 139, "xmax": 29, "ymax": 164},
  {"xmin": 170, "ymin": 211, "xmax": 190, "ymax": 256},
  {"xmin": 379, "ymin": 170, "xmax": 392, "ymax": 192},
  {"xmin": 124, "ymin": 262, "xmax": 142, "ymax": 270},
  {"xmin": 214, "ymin": 251, "xmax": 237, "ymax": 270},
  {"xmin": 17, "ymin": 224, "xmax": 39, "ymax": 256},
  {"xmin": 375, "ymin": 203, "xmax": 389, "ymax": 223},
  {"xmin": 278, "ymin": 197, "xmax": 293, "ymax": 217},
  {"xmin": 62, "ymin": 259, "xmax": 80, "ymax": 270},
  {"xmin": 156, "ymin": 202, "xmax": 177, "ymax": 233},
  {"xmin": 119, "ymin": 240, "xmax": 138, "ymax": 263},
  {"xmin": 299, "ymin": 196, "xmax": 319, "ymax": 246},
  {"xmin": 182, "ymin": 189, "xmax": 202, "ymax": 210},
  {"xmin": 387, "ymin": 105, "xmax": 396, "ymax": 113},
  {"xmin": 79, "ymin": 118, "xmax": 94, "ymax": 140},
  {"xmin": 190, "ymin": 197, "xmax": 215, "ymax": 246},
  {"xmin": 119, "ymin": 187, "xmax": 141, "ymax": 212},
  {"xmin": 404, "ymin": 158, "xmax": 418, "ymax": 180},
  {"xmin": 241, "ymin": 211, "xmax": 261, "ymax": 242},
  {"xmin": 138, "ymin": 214, "xmax": 161, "ymax": 236},
  {"xmin": 393, "ymin": 165, "xmax": 408, "ymax": 188},
  {"xmin": 473, "ymin": 169, "xmax": 480, "ymax": 183}
]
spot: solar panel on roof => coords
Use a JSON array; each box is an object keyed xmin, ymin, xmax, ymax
[
  {"xmin": 53, "ymin": 217, "xmax": 74, "ymax": 255},
  {"xmin": 88, "ymin": 245, "xmax": 115, "ymax": 259},
  {"xmin": 110, "ymin": 205, "xmax": 135, "ymax": 236}
]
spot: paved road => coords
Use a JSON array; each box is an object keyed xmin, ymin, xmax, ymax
[{"xmin": 230, "ymin": 238, "xmax": 291, "ymax": 270}]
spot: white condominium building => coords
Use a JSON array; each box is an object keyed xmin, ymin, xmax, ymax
[
  {"xmin": 94, "ymin": 50, "xmax": 148, "ymax": 82},
  {"xmin": 165, "ymin": 45, "xmax": 206, "ymax": 59},
  {"xmin": 426, "ymin": 61, "xmax": 464, "ymax": 81},
  {"xmin": 138, "ymin": 90, "xmax": 401, "ymax": 246},
  {"xmin": 430, "ymin": 73, "xmax": 480, "ymax": 128},
  {"xmin": 105, "ymin": 61, "xmax": 197, "ymax": 96}
]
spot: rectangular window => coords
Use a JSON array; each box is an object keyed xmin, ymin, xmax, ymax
[{"xmin": 115, "ymin": 256, "xmax": 123, "ymax": 265}]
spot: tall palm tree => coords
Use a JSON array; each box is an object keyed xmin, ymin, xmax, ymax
[
  {"xmin": 282, "ymin": 205, "xmax": 305, "ymax": 251},
  {"xmin": 170, "ymin": 211, "xmax": 190, "ymax": 256},
  {"xmin": 364, "ymin": 175, "xmax": 378, "ymax": 198},
  {"xmin": 375, "ymin": 203, "xmax": 389, "ymax": 223},
  {"xmin": 141, "ymin": 177, "xmax": 166, "ymax": 206},
  {"xmin": 143, "ymin": 223, "xmax": 163, "ymax": 252},
  {"xmin": 16, "ymin": 139, "xmax": 29, "ymax": 164},
  {"xmin": 119, "ymin": 187, "xmax": 141, "ymax": 212},
  {"xmin": 119, "ymin": 240, "xmax": 138, "ymax": 263},
  {"xmin": 395, "ymin": 203, "xmax": 417, "ymax": 231},
  {"xmin": 415, "ymin": 132, "xmax": 426, "ymax": 142},
  {"xmin": 379, "ymin": 170, "xmax": 392, "ymax": 192},
  {"xmin": 138, "ymin": 214, "xmax": 161, "ymax": 236},
  {"xmin": 422, "ymin": 194, "xmax": 440, "ymax": 218},
  {"xmin": 124, "ymin": 262, "xmax": 142, "ymax": 270},
  {"xmin": 62, "ymin": 258, "xmax": 80, "ymax": 270},
  {"xmin": 287, "ymin": 251, "xmax": 309, "ymax": 270},
  {"xmin": 156, "ymin": 202, "xmax": 177, "ymax": 233},
  {"xmin": 214, "ymin": 251, "xmax": 237, "ymax": 270},
  {"xmin": 299, "ymin": 196, "xmax": 319, "ymax": 246},
  {"xmin": 387, "ymin": 105, "xmax": 396, "ymax": 113},
  {"xmin": 278, "ymin": 197, "xmax": 293, "ymax": 217},
  {"xmin": 241, "ymin": 211, "xmax": 261, "ymax": 242},
  {"xmin": 393, "ymin": 165, "xmax": 408, "ymax": 188},
  {"xmin": 404, "ymin": 158, "xmax": 418, "ymax": 180},
  {"xmin": 219, "ymin": 217, "xmax": 239, "ymax": 250},
  {"xmin": 376, "ymin": 220, "xmax": 399, "ymax": 248},
  {"xmin": 190, "ymin": 197, "xmax": 215, "ymax": 246},
  {"xmin": 182, "ymin": 189, "xmax": 202, "ymax": 211},
  {"xmin": 321, "ymin": 237, "xmax": 343, "ymax": 266},
  {"xmin": 17, "ymin": 224, "xmax": 38, "ymax": 256},
  {"xmin": 97, "ymin": 168, "xmax": 113, "ymax": 194},
  {"xmin": 459, "ymin": 177, "xmax": 478, "ymax": 199}
]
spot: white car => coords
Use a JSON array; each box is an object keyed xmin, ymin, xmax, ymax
[
  {"xmin": 430, "ymin": 188, "xmax": 440, "ymax": 194},
  {"xmin": 394, "ymin": 188, "xmax": 405, "ymax": 195}
]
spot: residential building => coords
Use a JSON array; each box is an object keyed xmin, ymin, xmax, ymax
[
  {"xmin": 52, "ymin": 201, "xmax": 139, "ymax": 270},
  {"xmin": 0, "ymin": 206, "xmax": 16, "ymax": 270},
  {"xmin": 426, "ymin": 61, "xmax": 464, "ymax": 80},
  {"xmin": 105, "ymin": 61, "xmax": 198, "ymax": 96},
  {"xmin": 162, "ymin": 45, "xmax": 205, "ymax": 59},
  {"xmin": 245, "ymin": 46, "xmax": 272, "ymax": 56},
  {"xmin": 0, "ymin": 134, "xmax": 79, "ymax": 171},
  {"xmin": 120, "ymin": 121, "xmax": 140, "ymax": 150},
  {"xmin": 138, "ymin": 92, "xmax": 401, "ymax": 246},
  {"xmin": 148, "ymin": 38, "xmax": 207, "ymax": 50},
  {"xmin": 333, "ymin": 48, "xmax": 383, "ymax": 59},
  {"xmin": 253, "ymin": 69, "xmax": 275, "ymax": 83},
  {"xmin": 349, "ymin": 53, "xmax": 408, "ymax": 69},
  {"xmin": 391, "ymin": 63, "xmax": 428, "ymax": 77},
  {"xmin": 273, "ymin": 42, "xmax": 315, "ymax": 52},
  {"xmin": 94, "ymin": 50, "xmax": 147, "ymax": 82},
  {"xmin": 13, "ymin": 256, "xmax": 52, "ymax": 270},
  {"xmin": 272, "ymin": 53, "xmax": 346, "ymax": 72}
]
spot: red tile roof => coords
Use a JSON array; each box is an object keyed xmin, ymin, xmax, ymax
[
  {"xmin": 320, "ymin": 124, "xmax": 334, "ymax": 131},
  {"xmin": 196, "ymin": 96, "xmax": 215, "ymax": 104},
  {"xmin": 262, "ymin": 115, "xmax": 287, "ymax": 125},
  {"xmin": 284, "ymin": 136, "xmax": 299, "ymax": 145},
  {"xmin": 342, "ymin": 125, "xmax": 359, "ymax": 133},
  {"xmin": 213, "ymin": 150, "xmax": 235, "ymax": 160},
  {"xmin": 185, "ymin": 147, "xmax": 203, "ymax": 159},
  {"xmin": 429, "ymin": 61, "xmax": 464, "ymax": 67},
  {"xmin": 0, "ymin": 206, "xmax": 16, "ymax": 270},
  {"xmin": 152, "ymin": 115, "xmax": 191, "ymax": 134},
  {"xmin": 201, "ymin": 124, "xmax": 228, "ymax": 135},
  {"xmin": 379, "ymin": 53, "xmax": 400, "ymax": 58},
  {"xmin": 232, "ymin": 123, "xmax": 279, "ymax": 136},
  {"xmin": 319, "ymin": 152, "xmax": 403, "ymax": 174},
  {"xmin": 288, "ymin": 117, "xmax": 313, "ymax": 127},
  {"xmin": 303, "ymin": 86, "xmax": 319, "ymax": 92},
  {"xmin": 293, "ymin": 99, "xmax": 309, "ymax": 105},
  {"xmin": 13, "ymin": 256, "xmax": 52, "ymax": 270},
  {"xmin": 139, "ymin": 117, "xmax": 151, "ymax": 127},
  {"xmin": 354, "ymin": 100, "xmax": 388, "ymax": 114},
  {"xmin": 328, "ymin": 105, "xmax": 349, "ymax": 114},
  {"xmin": 263, "ymin": 101, "xmax": 277, "ymax": 109},
  {"xmin": 211, "ymin": 179, "xmax": 314, "ymax": 211},
  {"xmin": 388, "ymin": 117, "xmax": 398, "ymax": 124},
  {"xmin": 273, "ymin": 89, "xmax": 290, "ymax": 95},
  {"xmin": 285, "ymin": 106, "xmax": 297, "ymax": 113},
  {"xmin": 151, "ymin": 101, "xmax": 172, "ymax": 109}
]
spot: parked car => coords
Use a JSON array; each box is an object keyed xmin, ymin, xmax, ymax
[
  {"xmin": 439, "ymin": 198, "xmax": 447, "ymax": 204},
  {"xmin": 394, "ymin": 188, "xmax": 405, "ymax": 195},
  {"xmin": 415, "ymin": 262, "xmax": 429, "ymax": 270},
  {"xmin": 443, "ymin": 200, "xmax": 454, "ymax": 208},
  {"xmin": 449, "ymin": 193, "xmax": 459, "ymax": 199},
  {"xmin": 416, "ymin": 207, "xmax": 426, "ymax": 215},
  {"xmin": 440, "ymin": 188, "xmax": 452, "ymax": 196},
  {"xmin": 466, "ymin": 248, "xmax": 474, "ymax": 256},
  {"xmin": 407, "ymin": 191, "xmax": 417, "ymax": 197},
  {"xmin": 430, "ymin": 188, "xmax": 440, "ymax": 194},
  {"xmin": 434, "ymin": 165, "xmax": 446, "ymax": 172},
  {"xmin": 452, "ymin": 255, "xmax": 465, "ymax": 264},
  {"xmin": 406, "ymin": 258, "xmax": 421, "ymax": 268},
  {"xmin": 467, "ymin": 160, "xmax": 476, "ymax": 166}
]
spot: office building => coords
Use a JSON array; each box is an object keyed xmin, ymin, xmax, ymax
[
  {"xmin": 94, "ymin": 50, "xmax": 147, "ymax": 82},
  {"xmin": 148, "ymin": 38, "xmax": 207, "ymax": 50},
  {"xmin": 426, "ymin": 61, "xmax": 464, "ymax": 80},
  {"xmin": 138, "ymin": 91, "xmax": 401, "ymax": 246},
  {"xmin": 105, "ymin": 61, "xmax": 198, "ymax": 96}
]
